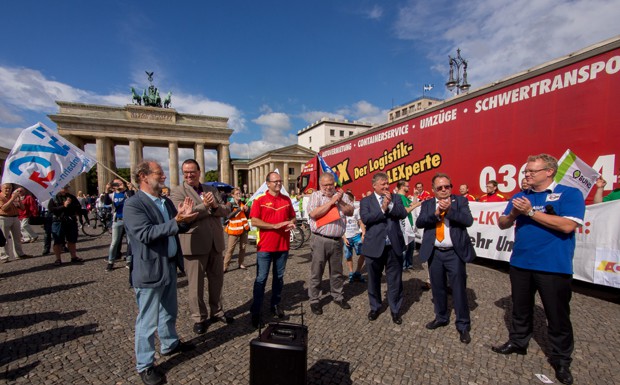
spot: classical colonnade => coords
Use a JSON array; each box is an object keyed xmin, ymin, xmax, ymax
[{"xmin": 49, "ymin": 102, "xmax": 233, "ymax": 194}]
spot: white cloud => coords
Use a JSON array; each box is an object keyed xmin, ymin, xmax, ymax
[
  {"xmin": 394, "ymin": 0, "xmax": 620, "ymax": 87},
  {"xmin": 300, "ymin": 100, "xmax": 387, "ymax": 126},
  {"xmin": 230, "ymin": 138, "xmax": 296, "ymax": 159},
  {"xmin": 366, "ymin": 5, "xmax": 383, "ymax": 20},
  {"xmin": 252, "ymin": 111, "xmax": 292, "ymax": 139},
  {"xmin": 299, "ymin": 110, "xmax": 346, "ymax": 124}
]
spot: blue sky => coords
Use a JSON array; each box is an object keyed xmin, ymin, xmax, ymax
[{"xmin": 0, "ymin": 0, "xmax": 618, "ymax": 173}]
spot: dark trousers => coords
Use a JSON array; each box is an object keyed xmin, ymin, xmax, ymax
[
  {"xmin": 428, "ymin": 248, "xmax": 470, "ymax": 331},
  {"xmin": 42, "ymin": 215, "xmax": 53, "ymax": 253},
  {"xmin": 509, "ymin": 266, "xmax": 574, "ymax": 366},
  {"xmin": 366, "ymin": 245, "xmax": 403, "ymax": 314}
]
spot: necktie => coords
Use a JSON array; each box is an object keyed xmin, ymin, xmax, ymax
[
  {"xmin": 379, "ymin": 195, "xmax": 384, "ymax": 208},
  {"xmin": 436, "ymin": 212, "xmax": 446, "ymax": 242}
]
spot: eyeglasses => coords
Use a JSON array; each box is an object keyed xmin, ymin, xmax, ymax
[
  {"xmin": 268, "ymin": 180, "xmax": 282, "ymax": 184},
  {"xmin": 521, "ymin": 168, "xmax": 548, "ymax": 175},
  {"xmin": 183, "ymin": 171, "xmax": 198, "ymax": 175},
  {"xmin": 434, "ymin": 184, "xmax": 452, "ymax": 191}
]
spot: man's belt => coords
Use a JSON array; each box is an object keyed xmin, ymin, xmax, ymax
[
  {"xmin": 312, "ymin": 232, "xmax": 342, "ymax": 241},
  {"xmin": 434, "ymin": 246, "xmax": 454, "ymax": 251}
]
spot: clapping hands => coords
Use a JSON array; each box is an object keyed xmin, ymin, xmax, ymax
[{"xmin": 176, "ymin": 197, "xmax": 199, "ymax": 223}]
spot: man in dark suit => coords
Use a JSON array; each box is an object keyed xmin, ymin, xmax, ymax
[
  {"xmin": 360, "ymin": 172, "xmax": 408, "ymax": 324},
  {"xmin": 416, "ymin": 173, "xmax": 476, "ymax": 344},
  {"xmin": 124, "ymin": 160, "xmax": 198, "ymax": 385},
  {"xmin": 170, "ymin": 159, "xmax": 232, "ymax": 336}
]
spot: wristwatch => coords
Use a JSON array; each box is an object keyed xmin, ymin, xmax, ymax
[{"xmin": 527, "ymin": 209, "xmax": 536, "ymax": 217}]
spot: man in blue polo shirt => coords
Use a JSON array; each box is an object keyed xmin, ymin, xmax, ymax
[{"xmin": 493, "ymin": 153, "xmax": 585, "ymax": 385}]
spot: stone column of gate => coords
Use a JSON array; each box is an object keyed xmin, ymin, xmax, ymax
[
  {"xmin": 129, "ymin": 139, "xmax": 143, "ymax": 188},
  {"xmin": 259, "ymin": 164, "xmax": 266, "ymax": 187},
  {"xmin": 95, "ymin": 137, "xmax": 113, "ymax": 195},
  {"xmin": 65, "ymin": 135, "xmax": 87, "ymax": 195},
  {"xmin": 168, "ymin": 142, "xmax": 179, "ymax": 187},
  {"xmin": 283, "ymin": 162, "xmax": 289, "ymax": 192},
  {"xmin": 246, "ymin": 166, "xmax": 254, "ymax": 193},
  {"xmin": 218, "ymin": 144, "xmax": 231, "ymax": 185},
  {"xmin": 194, "ymin": 143, "xmax": 205, "ymax": 183}
]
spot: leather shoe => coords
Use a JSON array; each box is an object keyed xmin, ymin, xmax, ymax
[
  {"xmin": 310, "ymin": 303, "xmax": 323, "ymax": 315},
  {"xmin": 334, "ymin": 300, "xmax": 351, "ymax": 310},
  {"xmin": 425, "ymin": 319, "xmax": 449, "ymax": 330},
  {"xmin": 209, "ymin": 314, "xmax": 234, "ymax": 324},
  {"xmin": 368, "ymin": 310, "xmax": 379, "ymax": 321},
  {"xmin": 193, "ymin": 321, "xmax": 207, "ymax": 335},
  {"xmin": 162, "ymin": 340, "xmax": 195, "ymax": 356},
  {"xmin": 139, "ymin": 366, "xmax": 165, "ymax": 385},
  {"xmin": 491, "ymin": 341, "xmax": 527, "ymax": 355},
  {"xmin": 250, "ymin": 313, "xmax": 263, "ymax": 329},
  {"xmin": 391, "ymin": 312, "xmax": 402, "ymax": 325},
  {"xmin": 458, "ymin": 329, "xmax": 471, "ymax": 344},
  {"xmin": 270, "ymin": 305, "xmax": 285, "ymax": 318},
  {"xmin": 553, "ymin": 364, "xmax": 573, "ymax": 385}
]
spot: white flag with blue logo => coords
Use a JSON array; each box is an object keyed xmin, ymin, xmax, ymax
[
  {"xmin": 554, "ymin": 149, "xmax": 599, "ymax": 199},
  {"xmin": 1, "ymin": 122, "xmax": 96, "ymax": 202}
]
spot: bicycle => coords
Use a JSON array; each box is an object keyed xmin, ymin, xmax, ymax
[
  {"xmin": 289, "ymin": 226, "xmax": 305, "ymax": 250},
  {"xmin": 81, "ymin": 207, "xmax": 113, "ymax": 237},
  {"xmin": 297, "ymin": 219, "xmax": 312, "ymax": 241}
]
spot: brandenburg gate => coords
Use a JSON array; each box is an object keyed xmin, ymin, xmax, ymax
[{"xmin": 49, "ymin": 101, "xmax": 233, "ymax": 194}]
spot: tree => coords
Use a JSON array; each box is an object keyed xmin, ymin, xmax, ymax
[
  {"xmin": 204, "ymin": 170, "xmax": 219, "ymax": 182},
  {"xmin": 85, "ymin": 167, "xmax": 132, "ymax": 195}
]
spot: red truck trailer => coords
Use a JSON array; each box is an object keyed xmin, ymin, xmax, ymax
[{"xmin": 303, "ymin": 36, "xmax": 620, "ymax": 203}]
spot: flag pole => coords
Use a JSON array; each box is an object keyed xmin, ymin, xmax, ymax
[{"xmin": 93, "ymin": 160, "xmax": 138, "ymax": 191}]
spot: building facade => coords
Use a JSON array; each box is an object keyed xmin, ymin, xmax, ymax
[
  {"xmin": 388, "ymin": 96, "xmax": 443, "ymax": 122},
  {"xmin": 297, "ymin": 118, "xmax": 372, "ymax": 151}
]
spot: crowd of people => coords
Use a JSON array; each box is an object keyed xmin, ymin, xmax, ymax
[{"xmin": 1, "ymin": 152, "xmax": 619, "ymax": 385}]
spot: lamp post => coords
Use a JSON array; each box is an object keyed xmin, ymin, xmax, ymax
[{"xmin": 445, "ymin": 48, "xmax": 470, "ymax": 95}]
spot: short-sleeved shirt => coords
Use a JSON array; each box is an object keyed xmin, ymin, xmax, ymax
[
  {"xmin": 344, "ymin": 207, "xmax": 362, "ymax": 238},
  {"xmin": 307, "ymin": 191, "xmax": 352, "ymax": 237},
  {"xmin": 503, "ymin": 183, "xmax": 585, "ymax": 274},
  {"xmin": 250, "ymin": 193, "xmax": 296, "ymax": 252},
  {"xmin": 478, "ymin": 192, "xmax": 507, "ymax": 202},
  {"xmin": 603, "ymin": 188, "xmax": 620, "ymax": 202},
  {"xmin": 416, "ymin": 190, "xmax": 432, "ymax": 201}
]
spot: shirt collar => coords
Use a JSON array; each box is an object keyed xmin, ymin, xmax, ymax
[{"xmin": 526, "ymin": 181, "xmax": 556, "ymax": 194}]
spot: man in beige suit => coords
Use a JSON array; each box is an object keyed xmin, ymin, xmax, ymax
[{"xmin": 170, "ymin": 159, "xmax": 233, "ymax": 335}]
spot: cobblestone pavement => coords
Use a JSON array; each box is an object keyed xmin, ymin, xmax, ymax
[{"xmin": 1, "ymin": 228, "xmax": 619, "ymax": 385}]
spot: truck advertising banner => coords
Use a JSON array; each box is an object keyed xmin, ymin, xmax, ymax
[
  {"xmin": 310, "ymin": 38, "xmax": 620, "ymax": 287},
  {"xmin": 319, "ymin": 43, "xmax": 620, "ymax": 202}
]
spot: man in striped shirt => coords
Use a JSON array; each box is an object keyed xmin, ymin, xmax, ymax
[{"xmin": 307, "ymin": 173, "xmax": 354, "ymax": 315}]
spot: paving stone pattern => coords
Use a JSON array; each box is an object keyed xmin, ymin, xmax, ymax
[{"xmin": 0, "ymin": 229, "xmax": 619, "ymax": 384}]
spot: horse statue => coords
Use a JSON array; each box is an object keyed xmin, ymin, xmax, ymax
[
  {"xmin": 155, "ymin": 90, "xmax": 162, "ymax": 108},
  {"xmin": 163, "ymin": 91, "xmax": 172, "ymax": 108},
  {"xmin": 131, "ymin": 87, "xmax": 142, "ymax": 105},
  {"xmin": 142, "ymin": 89, "xmax": 149, "ymax": 105}
]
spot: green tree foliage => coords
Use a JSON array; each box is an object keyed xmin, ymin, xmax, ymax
[
  {"xmin": 85, "ymin": 167, "xmax": 132, "ymax": 195},
  {"xmin": 204, "ymin": 170, "xmax": 219, "ymax": 182}
]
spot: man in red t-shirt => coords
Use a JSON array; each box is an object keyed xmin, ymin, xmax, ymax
[
  {"xmin": 478, "ymin": 180, "xmax": 507, "ymax": 202},
  {"xmin": 249, "ymin": 172, "xmax": 296, "ymax": 328},
  {"xmin": 414, "ymin": 182, "xmax": 432, "ymax": 201},
  {"xmin": 459, "ymin": 184, "xmax": 476, "ymax": 202}
]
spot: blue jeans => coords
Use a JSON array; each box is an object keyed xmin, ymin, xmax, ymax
[
  {"xmin": 402, "ymin": 241, "xmax": 415, "ymax": 269},
  {"xmin": 108, "ymin": 219, "xmax": 125, "ymax": 263},
  {"xmin": 134, "ymin": 261, "xmax": 179, "ymax": 372},
  {"xmin": 250, "ymin": 251, "xmax": 289, "ymax": 315}
]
